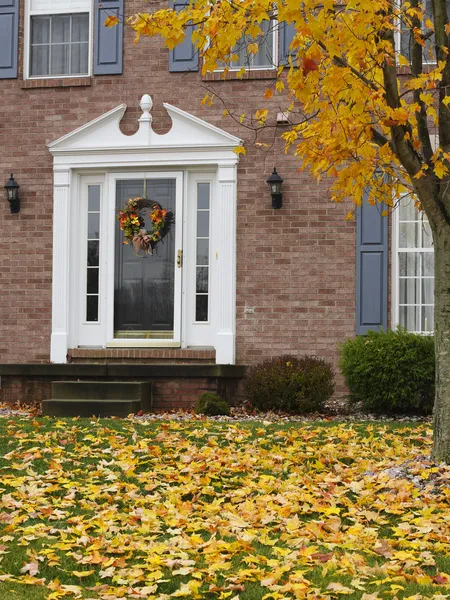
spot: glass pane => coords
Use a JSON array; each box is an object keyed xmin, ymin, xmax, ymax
[
  {"xmin": 197, "ymin": 183, "xmax": 210, "ymax": 209},
  {"xmin": 87, "ymin": 268, "xmax": 99, "ymax": 294},
  {"xmin": 399, "ymin": 278, "xmax": 420, "ymax": 304},
  {"xmin": 399, "ymin": 306, "xmax": 420, "ymax": 331},
  {"xmin": 421, "ymin": 306, "xmax": 434, "ymax": 332},
  {"xmin": 50, "ymin": 44, "xmax": 70, "ymax": 75},
  {"xmin": 86, "ymin": 295, "xmax": 99, "ymax": 322},
  {"xmin": 399, "ymin": 252, "xmax": 419, "ymax": 277},
  {"xmin": 71, "ymin": 42, "xmax": 89, "ymax": 74},
  {"xmin": 196, "ymin": 239, "xmax": 209, "ymax": 265},
  {"xmin": 252, "ymin": 21, "xmax": 273, "ymax": 67},
  {"xmin": 422, "ymin": 278, "xmax": 434, "ymax": 305},
  {"xmin": 51, "ymin": 15, "xmax": 71, "ymax": 43},
  {"xmin": 72, "ymin": 13, "xmax": 89, "ymax": 42},
  {"xmin": 422, "ymin": 252, "xmax": 434, "ymax": 276},
  {"xmin": 196, "ymin": 267, "xmax": 208, "ymax": 293},
  {"xmin": 421, "ymin": 220, "xmax": 433, "ymax": 248},
  {"xmin": 88, "ymin": 185, "xmax": 100, "ymax": 211},
  {"xmin": 399, "ymin": 200, "xmax": 417, "ymax": 222},
  {"xmin": 197, "ymin": 212, "xmax": 209, "ymax": 237},
  {"xmin": 30, "ymin": 44, "xmax": 49, "ymax": 76},
  {"xmin": 88, "ymin": 213, "xmax": 100, "ymax": 239},
  {"xmin": 196, "ymin": 295, "xmax": 208, "ymax": 322},
  {"xmin": 31, "ymin": 16, "xmax": 50, "ymax": 44},
  {"xmin": 399, "ymin": 222, "xmax": 419, "ymax": 248},
  {"xmin": 87, "ymin": 241, "xmax": 99, "ymax": 266}
]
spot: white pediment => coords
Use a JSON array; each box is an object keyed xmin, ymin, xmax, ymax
[{"xmin": 48, "ymin": 94, "xmax": 242, "ymax": 155}]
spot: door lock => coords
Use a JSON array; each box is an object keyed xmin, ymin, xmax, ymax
[{"xmin": 177, "ymin": 249, "xmax": 183, "ymax": 268}]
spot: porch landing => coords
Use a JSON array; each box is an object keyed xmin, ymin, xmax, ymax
[{"xmin": 0, "ymin": 363, "xmax": 246, "ymax": 412}]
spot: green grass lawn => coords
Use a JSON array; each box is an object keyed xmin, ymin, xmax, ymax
[{"xmin": 0, "ymin": 417, "xmax": 449, "ymax": 599}]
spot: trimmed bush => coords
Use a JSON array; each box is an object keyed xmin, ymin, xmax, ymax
[
  {"xmin": 195, "ymin": 392, "xmax": 231, "ymax": 416},
  {"xmin": 244, "ymin": 355, "xmax": 335, "ymax": 414},
  {"xmin": 339, "ymin": 328, "xmax": 435, "ymax": 415}
]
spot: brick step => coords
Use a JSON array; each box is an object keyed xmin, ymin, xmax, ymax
[
  {"xmin": 68, "ymin": 348, "xmax": 216, "ymax": 364},
  {"xmin": 42, "ymin": 398, "xmax": 142, "ymax": 418}
]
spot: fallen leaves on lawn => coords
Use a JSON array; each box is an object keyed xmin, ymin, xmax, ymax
[{"xmin": 0, "ymin": 420, "xmax": 448, "ymax": 599}]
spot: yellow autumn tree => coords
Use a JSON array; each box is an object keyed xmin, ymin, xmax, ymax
[{"xmin": 121, "ymin": 0, "xmax": 450, "ymax": 461}]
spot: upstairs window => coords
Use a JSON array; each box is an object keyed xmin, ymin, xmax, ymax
[
  {"xmin": 400, "ymin": 0, "xmax": 450, "ymax": 64},
  {"xmin": 26, "ymin": 0, "xmax": 91, "ymax": 78},
  {"xmin": 218, "ymin": 19, "xmax": 277, "ymax": 70}
]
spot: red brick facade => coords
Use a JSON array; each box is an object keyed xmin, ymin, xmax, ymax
[{"xmin": 0, "ymin": 1, "xmax": 357, "ymax": 379}]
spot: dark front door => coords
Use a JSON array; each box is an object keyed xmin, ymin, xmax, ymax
[{"xmin": 114, "ymin": 178, "xmax": 177, "ymax": 339}]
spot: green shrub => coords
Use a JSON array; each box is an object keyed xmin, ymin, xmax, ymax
[
  {"xmin": 195, "ymin": 392, "xmax": 231, "ymax": 416},
  {"xmin": 339, "ymin": 328, "xmax": 435, "ymax": 414},
  {"xmin": 244, "ymin": 355, "xmax": 335, "ymax": 414}
]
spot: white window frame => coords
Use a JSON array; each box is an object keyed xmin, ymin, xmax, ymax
[
  {"xmin": 24, "ymin": 0, "xmax": 93, "ymax": 80},
  {"xmin": 392, "ymin": 199, "xmax": 435, "ymax": 334},
  {"xmin": 214, "ymin": 19, "xmax": 278, "ymax": 72}
]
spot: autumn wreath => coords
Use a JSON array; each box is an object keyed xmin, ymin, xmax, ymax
[{"xmin": 117, "ymin": 198, "xmax": 175, "ymax": 255}]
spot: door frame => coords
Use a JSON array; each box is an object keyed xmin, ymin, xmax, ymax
[{"xmin": 105, "ymin": 171, "xmax": 184, "ymax": 347}]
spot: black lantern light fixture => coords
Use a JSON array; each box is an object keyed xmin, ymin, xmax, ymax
[
  {"xmin": 5, "ymin": 173, "xmax": 20, "ymax": 214},
  {"xmin": 267, "ymin": 167, "xmax": 283, "ymax": 209}
]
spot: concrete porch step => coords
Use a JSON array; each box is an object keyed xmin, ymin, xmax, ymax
[
  {"xmin": 42, "ymin": 398, "xmax": 142, "ymax": 418},
  {"xmin": 42, "ymin": 380, "xmax": 153, "ymax": 417}
]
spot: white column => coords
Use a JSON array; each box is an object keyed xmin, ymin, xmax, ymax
[
  {"xmin": 215, "ymin": 163, "xmax": 237, "ymax": 364},
  {"xmin": 50, "ymin": 169, "xmax": 71, "ymax": 363}
]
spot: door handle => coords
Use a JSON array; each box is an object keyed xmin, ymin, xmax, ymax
[{"xmin": 177, "ymin": 249, "xmax": 183, "ymax": 268}]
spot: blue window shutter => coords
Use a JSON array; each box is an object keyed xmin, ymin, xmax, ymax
[
  {"xmin": 169, "ymin": 0, "xmax": 198, "ymax": 72},
  {"xmin": 0, "ymin": 0, "xmax": 18, "ymax": 79},
  {"xmin": 94, "ymin": 0, "xmax": 123, "ymax": 75},
  {"xmin": 279, "ymin": 22, "xmax": 295, "ymax": 65},
  {"xmin": 356, "ymin": 199, "xmax": 388, "ymax": 334}
]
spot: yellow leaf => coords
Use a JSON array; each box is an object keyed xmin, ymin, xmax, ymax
[
  {"xmin": 233, "ymin": 145, "xmax": 246, "ymax": 157},
  {"xmin": 72, "ymin": 570, "xmax": 94, "ymax": 578},
  {"xmin": 398, "ymin": 54, "xmax": 409, "ymax": 67},
  {"xmin": 264, "ymin": 88, "xmax": 274, "ymax": 99},
  {"xmin": 434, "ymin": 160, "xmax": 448, "ymax": 179},
  {"xmin": 104, "ymin": 15, "xmax": 119, "ymax": 28}
]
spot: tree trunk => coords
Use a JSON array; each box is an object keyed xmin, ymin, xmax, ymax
[{"xmin": 432, "ymin": 221, "xmax": 450, "ymax": 462}]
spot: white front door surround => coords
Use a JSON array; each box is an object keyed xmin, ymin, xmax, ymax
[{"xmin": 48, "ymin": 94, "xmax": 241, "ymax": 364}]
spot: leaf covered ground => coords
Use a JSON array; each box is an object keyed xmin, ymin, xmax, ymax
[{"xmin": 0, "ymin": 418, "xmax": 449, "ymax": 600}]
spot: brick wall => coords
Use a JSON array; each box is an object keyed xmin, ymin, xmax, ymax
[{"xmin": 0, "ymin": 0, "xmax": 357, "ymax": 378}]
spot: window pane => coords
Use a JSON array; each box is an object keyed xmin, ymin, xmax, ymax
[
  {"xmin": 86, "ymin": 295, "xmax": 99, "ymax": 322},
  {"xmin": 196, "ymin": 267, "xmax": 208, "ymax": 293},
  {"xmin": 87, "ymin": 268, "xmax": 99, "ymax": 294},
  {"xmin": 399, "ymin": 252, "xmax": 419, "ymax": 277},
  {"xmin": 88, "ymin": 214, "xmax": 100, "ymax": 239},
  {"xmin": 399, "ymin": 222, "xmax": 419, "ymax": 248},
  {"xmin": 72, "ymin": 14, "xmax": 89, "ymax": 42},
  {"xmin": 197, "ymin": 212, "xmax": 209, "ymax": 237},
  {"xmin": 422, "ymin": 252, "xmax": 434, "ymax": 276},
  {"xmin": 196, "ymin": 295, "xmax": 208, "ymax": 322},
  {"xmin": 421, "ymin": 306, "xmax": 434, "ymax": 332},
  {"xmin": 399, "ymin": 306, "xmax": 420, "ymax": 331},
  {"xmin": 71, "ymin": 42, "xmax": 89, "ymax": 74},
  {"xmin": 87, "ymin": 241, "xmax": 99, "ymax": 266},
  {"xmin": 50, "ymin": 44, "xmax": 70, "ymax": 75},
  {"xmin": 30, "ymin": 44, "xmax": 49, "ymax": 76},
  {"xmin": 197, "ymin": 183, "xmax": 210, "ymax": 209},
  {"xmin": 252, "ymin": 21, "xmax": 273, "ymax": 67},
  {"xmin": 31, "ymin": 17, "xmax": 50, "ymax": 44},
  {"xmin": 421, "ymin": 220, "xmax": 433, "ymax": 248},
  {"xmin": 88, "ymin": 185, "xmax": 100, "ymax": 211},
  {"xmin": 51, "ymin": 15, "xmax": 71, "ymax": 43},
  {"xmin": 399, "ymin": 278, "xmax": 420, "ymax": 304},
  {"xmin": 422, "ymin": 278, "xmax": 434, "ymax": 305},
  {"xmin": 196, "ymin": 239, "xmax": 209, "ymax": 265},
  {"xmin": 399, "ymin": 200, "xmax": 417, "ymax": 221}
]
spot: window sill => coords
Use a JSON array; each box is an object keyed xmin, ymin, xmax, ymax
[
  {"xmin": 203, "ymin": 69, "xmax": 277, "ymax": 82},
  {"xmin": 21, "ymin": 77, "xmax": 92, "ymax": 89}
]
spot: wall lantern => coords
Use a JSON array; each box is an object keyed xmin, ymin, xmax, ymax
[
  {"xmin": 266, "ymin": 167, "xmax": 283, "ymax": 209},
  {"xmin": 5, "ymin": 173, "xmax": 20, "ymax": 214}
]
